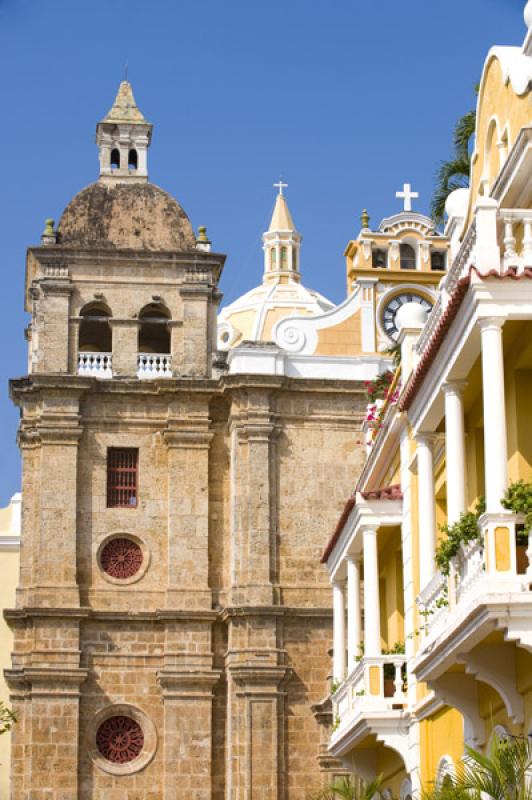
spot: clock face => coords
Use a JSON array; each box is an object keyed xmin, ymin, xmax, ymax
[{"xmin": 381, "ymin": 292, "xmax": 432, "ymax": 341}]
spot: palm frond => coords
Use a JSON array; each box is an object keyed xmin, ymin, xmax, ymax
[
  {"xmin": 454, "ymin": 110, "xmax": 476, "ymax": 158},
  {"xmin": 457, "ymin": 736, "xmax": 532, "ymax": 800},
  {"xmin": 307, "ymin": 774, "xmax": 384, "ymax": 800}
]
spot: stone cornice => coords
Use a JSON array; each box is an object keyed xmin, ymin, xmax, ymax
[
  {"xmin": 157, "ymin": 669, "xmax": 222, "ymax": 696},
  {"xmin": 163, "ymin": 429, "xmax": 213, "ymax": 449}
]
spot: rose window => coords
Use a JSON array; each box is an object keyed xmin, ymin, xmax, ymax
[
  {"xmin": 96, "ymin": 716, "xmax": 144, "ymax": 763},
  {"xmin": 100, "ymin": 538, "xmax": 143, "ymax": 579}
]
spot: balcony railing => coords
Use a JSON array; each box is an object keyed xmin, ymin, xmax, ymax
[
  {"xmin": 416, "ymin": 208, "xmax": 532, "ymax": 361},
  {"xmin": 77, "ymin": 352, "xmax": 112, "ymax": 379},
  {"xmin": 332, "ymin": 655, "xmax": 407, "ymax": 734},
  {"xmin": 137, "ymin": 353, "xmax": 172, "ymax": 379},
  {"xmin": 417, "ymin": 516, "xmax": 532, "ymax": 646}
]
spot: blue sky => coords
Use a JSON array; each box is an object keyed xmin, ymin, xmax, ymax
[{"xmin": 0, "ymin": 0, "xmax": 526, "ymax": 503}]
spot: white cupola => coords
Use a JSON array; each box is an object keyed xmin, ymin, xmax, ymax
[
  {"xmin": 262, "ymin": 182, "xmax": 302, "ymax": 282},
  {"xmin": 96, "ymin": 81, "xmax": 153, "ymax": 184}
]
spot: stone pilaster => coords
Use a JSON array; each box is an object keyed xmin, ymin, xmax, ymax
[
  {"xmin": 157, "ymin": 668, "xmax": 221, "ymax": 800},
  {"xmin": 109, "ymin": 318, "xmax": 140, "ymax": 376},
  {"xmin": 180, "ymin": 285, "xmax": 212, "ymax": 377},
  {"xmin": 5, "ymin": 612, "xmax": 87, "ymax": 800},
  {"xmin": 34, "ymin": 274, "xmax": 73, "ymax": 374},
  {"xmin": 163, "ymin": 399, "xmax": 213, "ymax": 610},
  {"xmin": 226, "ymin": 612, "xmax": 290, "ymax": 800},
  {"xmin": 230, "ymin": 389, "xmax": 279, "ymax": 606},
  {"xmin": 15, "ymin": 388, "xmax": 83, "ymax": 608}
]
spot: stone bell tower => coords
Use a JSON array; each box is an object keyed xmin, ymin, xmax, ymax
[{"xmin": 6, "ymin": 82, "xmax": 367, "ymax": 799}]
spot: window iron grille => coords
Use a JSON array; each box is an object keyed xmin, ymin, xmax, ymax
[{"xmin": 107, "ymin": 448, "xmax": 138, "ymax": 508}]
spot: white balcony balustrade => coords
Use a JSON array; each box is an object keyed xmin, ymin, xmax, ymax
[
  {"xmin": 332, "ymin": 654, "xmax": 407, "ymax": 736},
  {"xmin": 137, "ymin": 353, "xmax": 172, "ymax": 379},
  {"xmin": 77, "ymin": 352, "xmax": 112, "ymax": 379},
  {"xmin": 418, "ymin": 516, "xmax": 532, "ymax": 647}
]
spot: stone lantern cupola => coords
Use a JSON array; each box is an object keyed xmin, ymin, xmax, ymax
[
  {"xmin": 262, "ymin": 182, "xmax": 302, "ymax": 282},
  {"xmin": 96, "ymin": 81, "xmax": 153, "ymax": 184}
]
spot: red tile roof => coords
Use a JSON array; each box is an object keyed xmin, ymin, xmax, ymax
[
  {"xmin": 360, "ymin": 485, "xmax": 403, "ymax": 501},
  {"xmin": 399, "ymin": 267, "xmax": 532, "ymax": 413},
  {"xmin": 320, "ymin": 485, "xmax": 402, "ymax": 564}
]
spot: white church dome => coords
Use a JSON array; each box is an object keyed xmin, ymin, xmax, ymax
[{"xmin": 218, "ymin": 188, "xmax": 333, "ymax": 349}]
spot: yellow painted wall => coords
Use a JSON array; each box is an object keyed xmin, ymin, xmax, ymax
[
  {"xmin": 466, "ymin": 55, "xmax": 532, "ymax": 229},
  {"xmin": 0, "ymin": 496, "xmax": 20, "ymax": 798},
  {"xmin": 314, "ymin": 310, "xmax": 362, "ymax": 356},
  {"xmin": 378, "ymin": 527, "xmax": 404, "ymax": 650},
  {"xmin": 420, "ymin": 707, "xmax": 464, "ymax": 789},
  {"xmin": 262, "ymin": 306, "xmax": 309, "ymax": 340}
]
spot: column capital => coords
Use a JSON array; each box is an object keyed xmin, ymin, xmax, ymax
[
  {"xmin": 478, "ymin": 316, "xmax": 505, "ymax": 333},
  {"xmin": 346, "ymin": 553, "xmax": 361, "ymax": 566},
  {"xmin": 442, "ymin": 380, "xmax": 468, "ymax": 397},
  {"xmin": 361, "ymin": 524, "xmax": 379, "ymax": 537},
  {"xmin": 416, "ymin": 432, "xmax": 436, "ymax": 448}
]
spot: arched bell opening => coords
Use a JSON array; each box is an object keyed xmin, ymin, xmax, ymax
[
  {"xmin": 138, "ymin": 304, "xmax": 171, "ymax": 354},
  {"xmin": 400, "ymin": 243, "xmax": 417, "ymax": 270},
  {"xmin": 110, "ymin": 149, "xmax": 120, "ymax": 170},
  {"xmin": 128, "ymin": 149, "xmax": 138, "ymax": 170},
  {"xmin": 79, "ymin": 303, "xmax": 112, "ymax": 353}
]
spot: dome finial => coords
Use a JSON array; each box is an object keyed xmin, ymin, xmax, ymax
[
  {"xmin": 41, "ymin": 218, "xmax": 57, "ymax": 246},
  {"xmin": 361, "ymin": 209, "xmax": 370, "ymax": 230},
  {"xmin": 96, "ymin": 82, "xmax": 153, "ymax": 184}
]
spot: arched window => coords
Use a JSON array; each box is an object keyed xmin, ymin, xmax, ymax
[
  {"xmin": 373, "ymin": 248, "xmax": 388, "ymax": 269},
  {"xmin": 281, "ymin": 247, "xmax": 288, "ymax": 268},
  {"xmin": 400, "ymin": 243, "xmax": 416, "ymax": 270},
  {"xmin": 138, "ymin": 304, "xmax": 171, "ymax": 354},
  {"xmin": 128, "ymin": 149, "xmax": 138, "ymax": 170},
  {"xmin": 270, "ymin": 249, "xmax": 277, "ymax": 269},
  {"xmin": 110, "ymin": 149, "xmax": 120, "ymax": 170},
  {"xmin": 431, "ymin": 251, "xmax": 447, "ymax": 271},
  {"xmin": 78, "ymin": 303, "xmax": 112, "ymax": 353}
]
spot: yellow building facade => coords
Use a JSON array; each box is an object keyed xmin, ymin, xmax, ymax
[
  {"xmin": 0, "ymin": 494, "xmax": 20, "ymax": 798},
  {"xmin": 323, "ymin": 6, "xmax": 532, "ymax": 796}
]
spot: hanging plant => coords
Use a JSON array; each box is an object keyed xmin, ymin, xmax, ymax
[
  {"xmin": 502, "ymin": 480, "xmax": 532, "ymax": 530},
  {"xmin": 435, "ymin": 497, "xmax": 485, "ymax": 576},
  {"xmin": 363, "ymin": 370, "xmax": 394, "ymax": 403}
]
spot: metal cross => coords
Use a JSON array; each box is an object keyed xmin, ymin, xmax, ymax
[
  {"xmin": 274, "ymin": 180, "xmax": 288, "ymax": 196},
  {"xmin": 396, "ymin": 183, "xmax": 419, "ymax": 212}
]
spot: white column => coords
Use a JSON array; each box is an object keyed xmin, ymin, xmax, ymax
[
  {"xmin": 417, "ymin": 435, "xmax": 437, "ymax": 587},
  {"xmin": 332, "ymin": 580, "xmax": 346, "ymax": 682},
  {"xmin": 443, "ymin": 382, "xmax": 467, "ymax": 524},
  {"xmin": 362, "ymin": 527, "xmax": 381, "ymax": 657},
  {"xmin": 480, "ymin": 318, "xmax": 508, "ymax": 513},
  {"xmin": 347, "ymin": 557, "xmax": 361, "ymax": 671}
]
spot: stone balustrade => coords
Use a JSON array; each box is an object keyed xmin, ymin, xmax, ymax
[
  {"xmin": 137, "ymin": 353, "xmax": 172, "ymax": 379},
  {"xmin": 77, "ymin": 352, "xmax": 113, "ymax": 379}
]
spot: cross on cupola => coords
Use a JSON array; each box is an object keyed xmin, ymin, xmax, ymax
[
  {"xmin": 396, "ymin": 183, "xmax": 419, "ymax": 212},
  {"xmin": 263, "ymin": 182, "xmax": 301, "ymax": 282}
]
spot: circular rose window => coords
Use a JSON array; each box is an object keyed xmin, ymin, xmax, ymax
[
  {"xmin": 96, "ymin": 716, "xmax": 144, "ymax": 764},
  {"xmin": 100, "ymin": 538, "xmax": 143, "ymax": 579}
]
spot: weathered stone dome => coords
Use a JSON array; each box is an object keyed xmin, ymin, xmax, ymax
[{"xmin": 57, "ymin": 181, "xmax": 196, "ymax": 251}]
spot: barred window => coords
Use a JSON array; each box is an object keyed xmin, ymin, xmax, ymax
[{"xmin": 107, "ymin": 448, "xmax": 138, "ymax": 508}]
